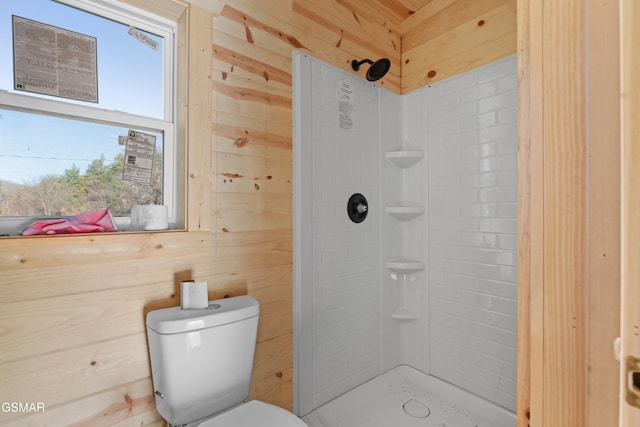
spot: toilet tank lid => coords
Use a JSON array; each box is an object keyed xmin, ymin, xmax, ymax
[{"xmin": 146, "ymin": 295, "xmax": 259, "ymax": 334}]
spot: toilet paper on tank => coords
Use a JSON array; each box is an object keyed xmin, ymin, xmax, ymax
[
  {"xmin": 180, "ymin": 281, "xmax": 209, "ymax": 310},
  {"xmin": 130, "ymin": 204, "xmax": 168, "ymax": 231}
]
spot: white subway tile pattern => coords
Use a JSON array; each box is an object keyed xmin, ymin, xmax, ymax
[
  {"xmin": 426, "ymin": 55, "xmax": 517, "ymax": 411},
  {"xmin": 310, "ymin": 62, "xmax": 382, "ymax": 409},
  {"xmin": 300, "ymin": 53, "xmax": 517, "ymax": 414}
]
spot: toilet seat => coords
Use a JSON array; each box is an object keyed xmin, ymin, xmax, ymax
[{"xmin": 199, "ymin": 400, "xmax": 308, "ymax": 427}]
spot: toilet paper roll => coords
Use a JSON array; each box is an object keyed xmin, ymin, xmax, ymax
[
  {"xmin": 180, "ymin": 281, "xmax": 209, "ymax": 310},
  {"xmin": 130, "ymin": 205, "xmax": 168, "ymax": 231}
]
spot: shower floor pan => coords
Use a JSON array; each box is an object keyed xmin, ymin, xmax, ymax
[{"xmin": 301, "ymin": 365, "xmax": 515, "ymax": 427}]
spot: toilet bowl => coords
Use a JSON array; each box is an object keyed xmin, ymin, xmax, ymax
[
  {"xmin": 146, "ymin": 295, "xmax": 308, "ymax": 427},
  {"xmin": 199, "ymin": 400, "xmax": 306, "ymax": 427}
]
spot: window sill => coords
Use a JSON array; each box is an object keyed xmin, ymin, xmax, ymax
[
  {"xmin": 0, "ymin": 216, "xmax": 182, "ymax": 237},
  {"xmin": 0, "ymin": 229, "xmax": 187, "ymax": 239}
]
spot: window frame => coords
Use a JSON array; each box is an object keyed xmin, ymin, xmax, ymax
[{"xmin": 0, "ymin": 0, "xmax": 180, "ymax": 234}]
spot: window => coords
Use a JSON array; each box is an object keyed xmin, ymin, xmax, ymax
[{"xmin": 0, "ymin": 0, "xmax": 179, "ymax": 235}]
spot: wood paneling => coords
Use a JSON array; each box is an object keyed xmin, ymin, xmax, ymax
[
  {"xmin": 620, "ymin": 0, "xmax": 640, "ymax": 425},
  {"xmin": 516, "ymin": 0, "xmax": 541, "ymax": 423},
  {"xmin": 0, "ymin": 231, "xmax": 214, "ymax": 426},
  {"xmin": 586, "ymin": 0, "xmax": 620, "ymax": 425},
  {"xmin": 518, "ymin": 0, "xmax": 621, "ymax": 426},
  {"xmin": 187, "ymin": 6, "xmax": 214, "ymax": 231},
  {"xmin": 541, "ymin": 3, "xmax": 587, "ymax": 425},
  {"xmin": 401, "ymin": 0, "xmax": 516, "ymax": 92}
]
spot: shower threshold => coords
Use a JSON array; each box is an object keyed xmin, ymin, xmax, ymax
[{"xmin": 301, "ymin": 365, "xmax": 515, "ymax": 427}]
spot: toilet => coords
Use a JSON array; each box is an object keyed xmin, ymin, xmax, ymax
[{"xmin": 146, "ymin": 295, "xmax": 307, "ymax": 427}]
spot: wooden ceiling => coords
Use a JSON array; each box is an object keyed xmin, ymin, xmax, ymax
[
  {"xmin": 369, "ymin": 0, "xmax": 437, "ymax": 21},
  {"xmin": 339, "ymin": 0, "xmax": 452, "ymax": 33}
]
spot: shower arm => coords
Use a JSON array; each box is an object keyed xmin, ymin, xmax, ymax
[{"xmin": 351, "ymin": 59, "xmax": 374, "ymax": 70}]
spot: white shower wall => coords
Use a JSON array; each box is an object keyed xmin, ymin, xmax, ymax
[
  {"xmin": 294, "ymin": 52, "xmax": 386, "ymax": 414},
  {"xmin": 294, "ymin": 52, "xmax": 517, "ymax": 415},
  {"xmin": 425, "ymin": 56, "xmax": 518, "ymax": 410}
]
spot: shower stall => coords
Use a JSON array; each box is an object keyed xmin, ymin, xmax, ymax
[{"xmin": 293, "ymin": 51, "xmax": 517, "ymax": 426}]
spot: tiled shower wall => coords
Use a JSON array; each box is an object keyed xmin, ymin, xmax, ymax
[
  {"xmin": 425, "ymin": 55, "xmax": 518, "ymax": 410},
  {"xmin": 295, "ymin": 53, "xmax": 517, "ymax": 414},
  {"xmin": 300, "ymin": 54, "xmax": 383, "ymax": 410}
]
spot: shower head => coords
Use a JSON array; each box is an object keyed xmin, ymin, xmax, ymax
[{"xmin": 351, "ymin": 58, "xmax": 391, "ymax": 82}]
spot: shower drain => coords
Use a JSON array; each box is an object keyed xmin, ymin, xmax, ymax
[{"xmin": 403, "ymin": 398, "xmax": 431, "ymax": 418}]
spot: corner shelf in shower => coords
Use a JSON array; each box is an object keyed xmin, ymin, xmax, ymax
[
  {"xmin": 386, "ymin": 205, "xmax": 425, "ymax": 221},
  {"xmin": 392, "ymin": 307, "xmax": 419, "ymax": 322},
  {"xmin": 385, "ymin": 150, "xmax": 424, "ymax": 168},
  {"xmin": 386, "ymin": 257, "xmax": 425, "ymax": 274}
]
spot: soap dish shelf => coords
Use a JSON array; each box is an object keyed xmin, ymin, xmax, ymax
[
  {"xmin": 392, "ymin": 307, "xmax": 419, "ymax": 322},
  {"xmin": 386, "ymin": 258, "xmax": 425, "ymax": 274},
  {"xmin": 385, "ymin": 150, "xmax": 424, "ymax": 168},
  {"xmin": 386, "ymin": 206, "xmax": 425, "ymax": 221}
]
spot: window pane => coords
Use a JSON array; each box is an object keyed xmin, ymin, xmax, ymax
[
  {"xmin": 0, "ymin": 0, "xmax": 164, "ymax": 118},
  {"xmin": 0, "ymin": 108, "xmax": 163, "ymax": 217}
]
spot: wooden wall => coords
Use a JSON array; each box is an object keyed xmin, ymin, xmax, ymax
[
  {"xmin": 0, "ymin": 0, "xmax": 518, "ymax": 425},
  {"xmin": 517, "ymin": 0, "xmax": 621, "ymax": 426},
  {"xmin": 620, "ymin": 1, "xmax": 640, "ymax": 425}
]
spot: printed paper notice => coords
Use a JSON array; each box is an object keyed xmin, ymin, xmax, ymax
[
  {"xmin": 122, "ymin": 130, "xmax": 156, "ymax": 184},
  {"xmin": 12, "ymin": 16, "xmax": 98, "ymax": 103},
  {"xmin": 127, "ymin": 26, "xmax": 159, "ymax": 51},
  {"xmin": 338, "ymin": 82, "xmax": 353, "ymax": 130}
]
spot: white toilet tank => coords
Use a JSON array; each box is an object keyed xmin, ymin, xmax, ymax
[{"xmin": 146, "ymin": 295, "xmax": 260, "ymax": 426}]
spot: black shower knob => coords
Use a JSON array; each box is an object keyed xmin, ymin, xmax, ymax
[{"xmin": 347, "ymin": 193, "xmax": 369, "ymax": 223}]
